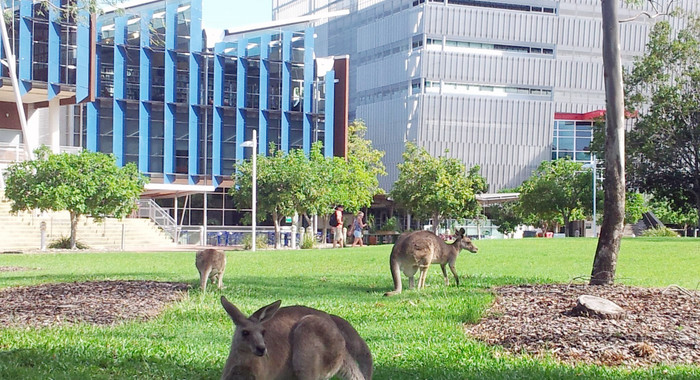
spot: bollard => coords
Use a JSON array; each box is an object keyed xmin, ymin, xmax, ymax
[{"xmin": 40, "ymin": 221, "xmax": 47, "ymax": 251}]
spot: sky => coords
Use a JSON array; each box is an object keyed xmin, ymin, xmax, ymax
[{"xmin": 202, "ymin": 0, "xmax": 273, "ymax": 30}]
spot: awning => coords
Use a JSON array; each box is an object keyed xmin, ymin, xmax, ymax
[{"xmin": 475, "ymin": 193, "xmax": 520, "ymax": 206}]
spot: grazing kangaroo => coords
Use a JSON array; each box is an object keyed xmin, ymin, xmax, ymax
[
  {"xmin": 220, "ymin": 297, "xmax": 373, "ymax": 380},
  {"xmin": 196, "ymin": 249, "xmax": 226, "ymax": 292},
  {"xmin": 384, "ymin": 228, "xmax": 478, "ymax": 296}
]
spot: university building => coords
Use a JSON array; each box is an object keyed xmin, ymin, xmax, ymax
[
  {"xmin": 273, "ymin": 0, "xmax": 698, "ymax": 191},
  {"xmin": 0, "ymin": 0, "xmax": 350, "ymax": 230}
]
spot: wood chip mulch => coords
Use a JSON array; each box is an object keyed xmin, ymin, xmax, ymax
[
  {"xmin": 0, "ymin": 280, "xmax": 190, "ymax": 327},
  {"xmin": 465, "ymin": 284, "xmax": 699, "ymax": 367}
]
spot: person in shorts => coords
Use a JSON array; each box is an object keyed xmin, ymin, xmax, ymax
[
  {"xmin": 332, "ymin": 205, "xmax": 344, "ymax": 248},
  {"xmin": 351, "ymin": 211, "xmax": 367, "ymax": 247}
]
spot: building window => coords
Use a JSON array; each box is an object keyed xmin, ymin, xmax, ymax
[
  {"xmin": 424, "ymin": 80, "xmax": 552, "ymax": 98},
  {"xmin": 429, "ymin": 38, "xmax": 555, "ymax": 57},
  {"xmin": 444, "ymin": 0, "xmax": 557, "ymax": 14},
  {"xmin": 552, "ymin": 121, "xmax": 593, "ymax": 162}
]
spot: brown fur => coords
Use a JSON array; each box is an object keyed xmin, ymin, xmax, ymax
[
  {"xmin": 384, "ymin": 228, "xmax": 478, "ymax": 296},
  {"xmin": 220, "ymin": 297, "xmax": 373, "ymax": 380},
  {"xmin": 196, "ymin": 249, "xmax": 226, "ymax": 292}
]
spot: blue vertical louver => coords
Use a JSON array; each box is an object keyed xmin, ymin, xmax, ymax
[
  {"xmin": 163, "ymin": 1, "xmax": 178, "ymax": 183},
  {"xmin": 258, "ymin": 34, "xmax": 270, "ymax": 155},
  {"xmin": 138, "ymin": 11, "xmax": 153, "ymax": 173},
  {"xmin": 75, "ymin": 1, "xmax": 91, "ymax": 102},
  {"xmin": 281, "ymin": 31, "xmax": 292, "ymax": 152},
  {"xmin": 112, "ymin": 16, "xmax": 127, "ymax": 166},
  {"xmin": 212, "ymin": 43, "xmax": 225, "ymax": 187},
  {"xmin": 324, "ymin": 70, "xmax": 335, "ymax": 158},
  {"xmin": 47, "ymin": 0, "xmax": 61, "ymax": 100},
  {"xmin": 302, "ymin": 27, "xmax": 314, "ymax": 154},
  {"xmin": 235, "ymin": 38, "xmax": 247, "ymax": 161},
  {"xmin": 188, "ymin": 0, "xmax": 203, "ymax": 184},
  {"xmin": 18, "ymin": 0, "xmax": 32, "ymax": 94}
]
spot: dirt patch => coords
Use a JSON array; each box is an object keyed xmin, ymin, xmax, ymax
[
  {"xmin": 0, "ymin": 266, "xmax": 35, "ymax": 272},
  {"xmin": 0, "ymin": 280, "xmax": 190, "ymax": 327},
  {"xmin": 465, "ymin": 284, "xmax": 699, "ymax": 367}
]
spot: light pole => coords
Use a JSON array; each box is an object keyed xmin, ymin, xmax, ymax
[
  {"xmin": 241, "ymin": 130, "xmax": 257, "ymax": 251},
  {"xmin": 583, "ymin": 155, "xmax": 598, "ymax": 238}
]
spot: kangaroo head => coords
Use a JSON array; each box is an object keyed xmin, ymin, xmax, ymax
[
  {"xmin": 221, "ymin": 297, "xmax": 282, "ymax": 357},
  {"xmin": 454, "ymin": 228, "xmax": 478, "ymax": 253}
]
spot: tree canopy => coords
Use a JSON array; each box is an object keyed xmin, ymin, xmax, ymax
[
  {"xmin": 518, "ymin": 158, "xmax": 592, "ymax": 236},
  {"xmin": 230, "ymin": 122, "xmax": 386, "ymax": 248},
  {"xmin": 625, "ymin": 16, "xmax": 700, "ymax": 227},
  {"xmin": 390, "ymin": 142, "xmax": 487, "ymax": 233},
  {"xmin": 3, "ymin": 147, "xmax": 147, "ymax": 249}
]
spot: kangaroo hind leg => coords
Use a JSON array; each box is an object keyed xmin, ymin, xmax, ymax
[
  {"xmin": 199, "ymin": 267, "xmax": 212, "ymax": 292},
  {"xmin": 417, "ymin": 265, "xmax": 429, "ymax": 289},
  {"xmin": 292, "ymin": 315, "xmax": 345, "ymax": 380}
]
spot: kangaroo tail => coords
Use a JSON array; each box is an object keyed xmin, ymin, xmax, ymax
[{"xmin": 384, "ymin": 253, "xmax": 402, "ymax": 296}]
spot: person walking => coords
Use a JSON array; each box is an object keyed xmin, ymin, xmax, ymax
[
  {"xmin": 351, "ymin": 211, "xmax": 367, "ymax": 247},
  {"xmin": 332, "ymin": 205, "xmax": 345, "ymax": 248}
]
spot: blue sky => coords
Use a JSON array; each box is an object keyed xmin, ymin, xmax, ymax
[{"xmin": 202, "ymin": 0, "xmax": 273, "ymax": 30}]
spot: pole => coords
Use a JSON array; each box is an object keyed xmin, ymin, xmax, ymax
[{"xmin": 251, "ymin": 129, "xmax": 257, "ymax": 252}]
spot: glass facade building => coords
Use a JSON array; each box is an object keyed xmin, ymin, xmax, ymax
[
  {"xmin": 80, "ymin": 0, "xmax": 345, "ymax": 190},
  {"xmin": 0, "ymin": 0, "xmax": 93, "ymax": 165}
]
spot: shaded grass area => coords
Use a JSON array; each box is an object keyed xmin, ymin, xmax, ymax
[{"xmin": 0, "ymin": 238, "xmax": 698, "ymax": 379}]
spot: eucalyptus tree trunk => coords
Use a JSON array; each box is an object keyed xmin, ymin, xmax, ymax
[{"xmin": 591, "ymin": 0, "xmax": 627, "ymax": 285}]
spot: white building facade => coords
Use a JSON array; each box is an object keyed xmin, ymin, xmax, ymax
[{"xmin": 273, "ymin": 0, "xmax": 698, "ymax": 191}]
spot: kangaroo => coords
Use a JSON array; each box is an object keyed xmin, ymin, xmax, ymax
[
  {"xmin": 196, "ymin": 249, "xmax": 226, "ymax": 292},
  {"xmin": 384, "ymin": 228, "xmax": 478, "ymax": 296},
  {"xmin": 220, "ymin": 297, "xmax": 373, "ymax": 380}
]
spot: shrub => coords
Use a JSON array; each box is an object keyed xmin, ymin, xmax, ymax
[
  {"xmin": 382, "ymin": 216, "xmax": 399, "ymax": 232},
  {"xmin": 300, "ymin": 233, "xmax": 316, "ymax": 249},
  {"xmin": 242, "ymin": 233, "xmax": 268, "ymax": 250},
  {"xmin": 48, "ymin": 236, "xmax": 89, "ymax": 249},
  {"xmin": 641, "ymin": 227, "xmax": 679, "ymax": 237}
]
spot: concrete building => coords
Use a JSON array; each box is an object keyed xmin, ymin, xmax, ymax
[{"xmin": 273, "ymin": 0, "xmax": 699, "ymax": 191}]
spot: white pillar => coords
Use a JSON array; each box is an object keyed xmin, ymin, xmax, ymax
[{"xmin": 48, "ymin": 98, "xmax": 60, "ymax": 153}]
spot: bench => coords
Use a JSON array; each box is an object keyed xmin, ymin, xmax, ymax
[{"xmin": 364, "ymin": 231, "xmax": 401, "ymax": 245}]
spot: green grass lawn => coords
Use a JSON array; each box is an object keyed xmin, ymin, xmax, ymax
[{"xmin": 0, "ymin": 237, "xmax": 698, "ymax": 379}]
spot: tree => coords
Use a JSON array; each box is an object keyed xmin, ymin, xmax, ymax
[
  {"xmin": 649, "ymin": 197, "xmax": 698, "ymax": 236},
  {"xmin": 3, "ymin": 147, "xmax": 147, "ymax": 249},
  {"xmin": 518, "ymin": 159, "xmax": 593, "ymax": 236},
  {"xmin": 230, "ymin": 134, "xmax": 385, "ymax": 248},
  {"xmin": 591, "ymin": 0, "xmax": 627, "ymax": 284},
  {"xmin": 390, "ymin": 142, "xmax": 487, "ymax": 233},
  {"xmin": 488, "ymin": 196, "xmax": 524, "ymax": 236},
  {"xmin": 625, "ymin": 17, "xmax": 700, "ymax": 230},
  {"xmin": 624, "ymin": 191, "xmax": 648, "ymax": 225},
  {"xmin": 230, "ymin": 146, "xmax": 309, "ymax": 249}
]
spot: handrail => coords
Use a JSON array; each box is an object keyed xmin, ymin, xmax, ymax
[{"xmin": 137, "ymin": 199, "xmax": 178, "ymax": 241}]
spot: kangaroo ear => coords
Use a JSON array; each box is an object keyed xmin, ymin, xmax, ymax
[
  {"xmin": 252, "ymin": 300, "xmax": 282, "ymax": 323},
  {"xmin": 459, "ymin": 228, "xmax": 466, "ymax": 236},
  {"xmin": 221, "ymin": 296, "xmax": 248, "ymax": 326}
]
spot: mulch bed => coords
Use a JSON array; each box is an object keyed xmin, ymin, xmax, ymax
[
  {"xmin": 465, "ymin": 284, "xmax": 699, "ymax": 367},
  {"xmin": 0, "ymin": 280, "xmax": 190, "ymax": 327}
]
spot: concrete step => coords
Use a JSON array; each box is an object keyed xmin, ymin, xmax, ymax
[{"xmin": 0, "ymin": 199, "xmax": 175, "ymax": 251}]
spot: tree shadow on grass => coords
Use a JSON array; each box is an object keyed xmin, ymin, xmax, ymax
[{"xmin": 0, "ymin": 346, "xmax": 221, "ymax": 380}]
